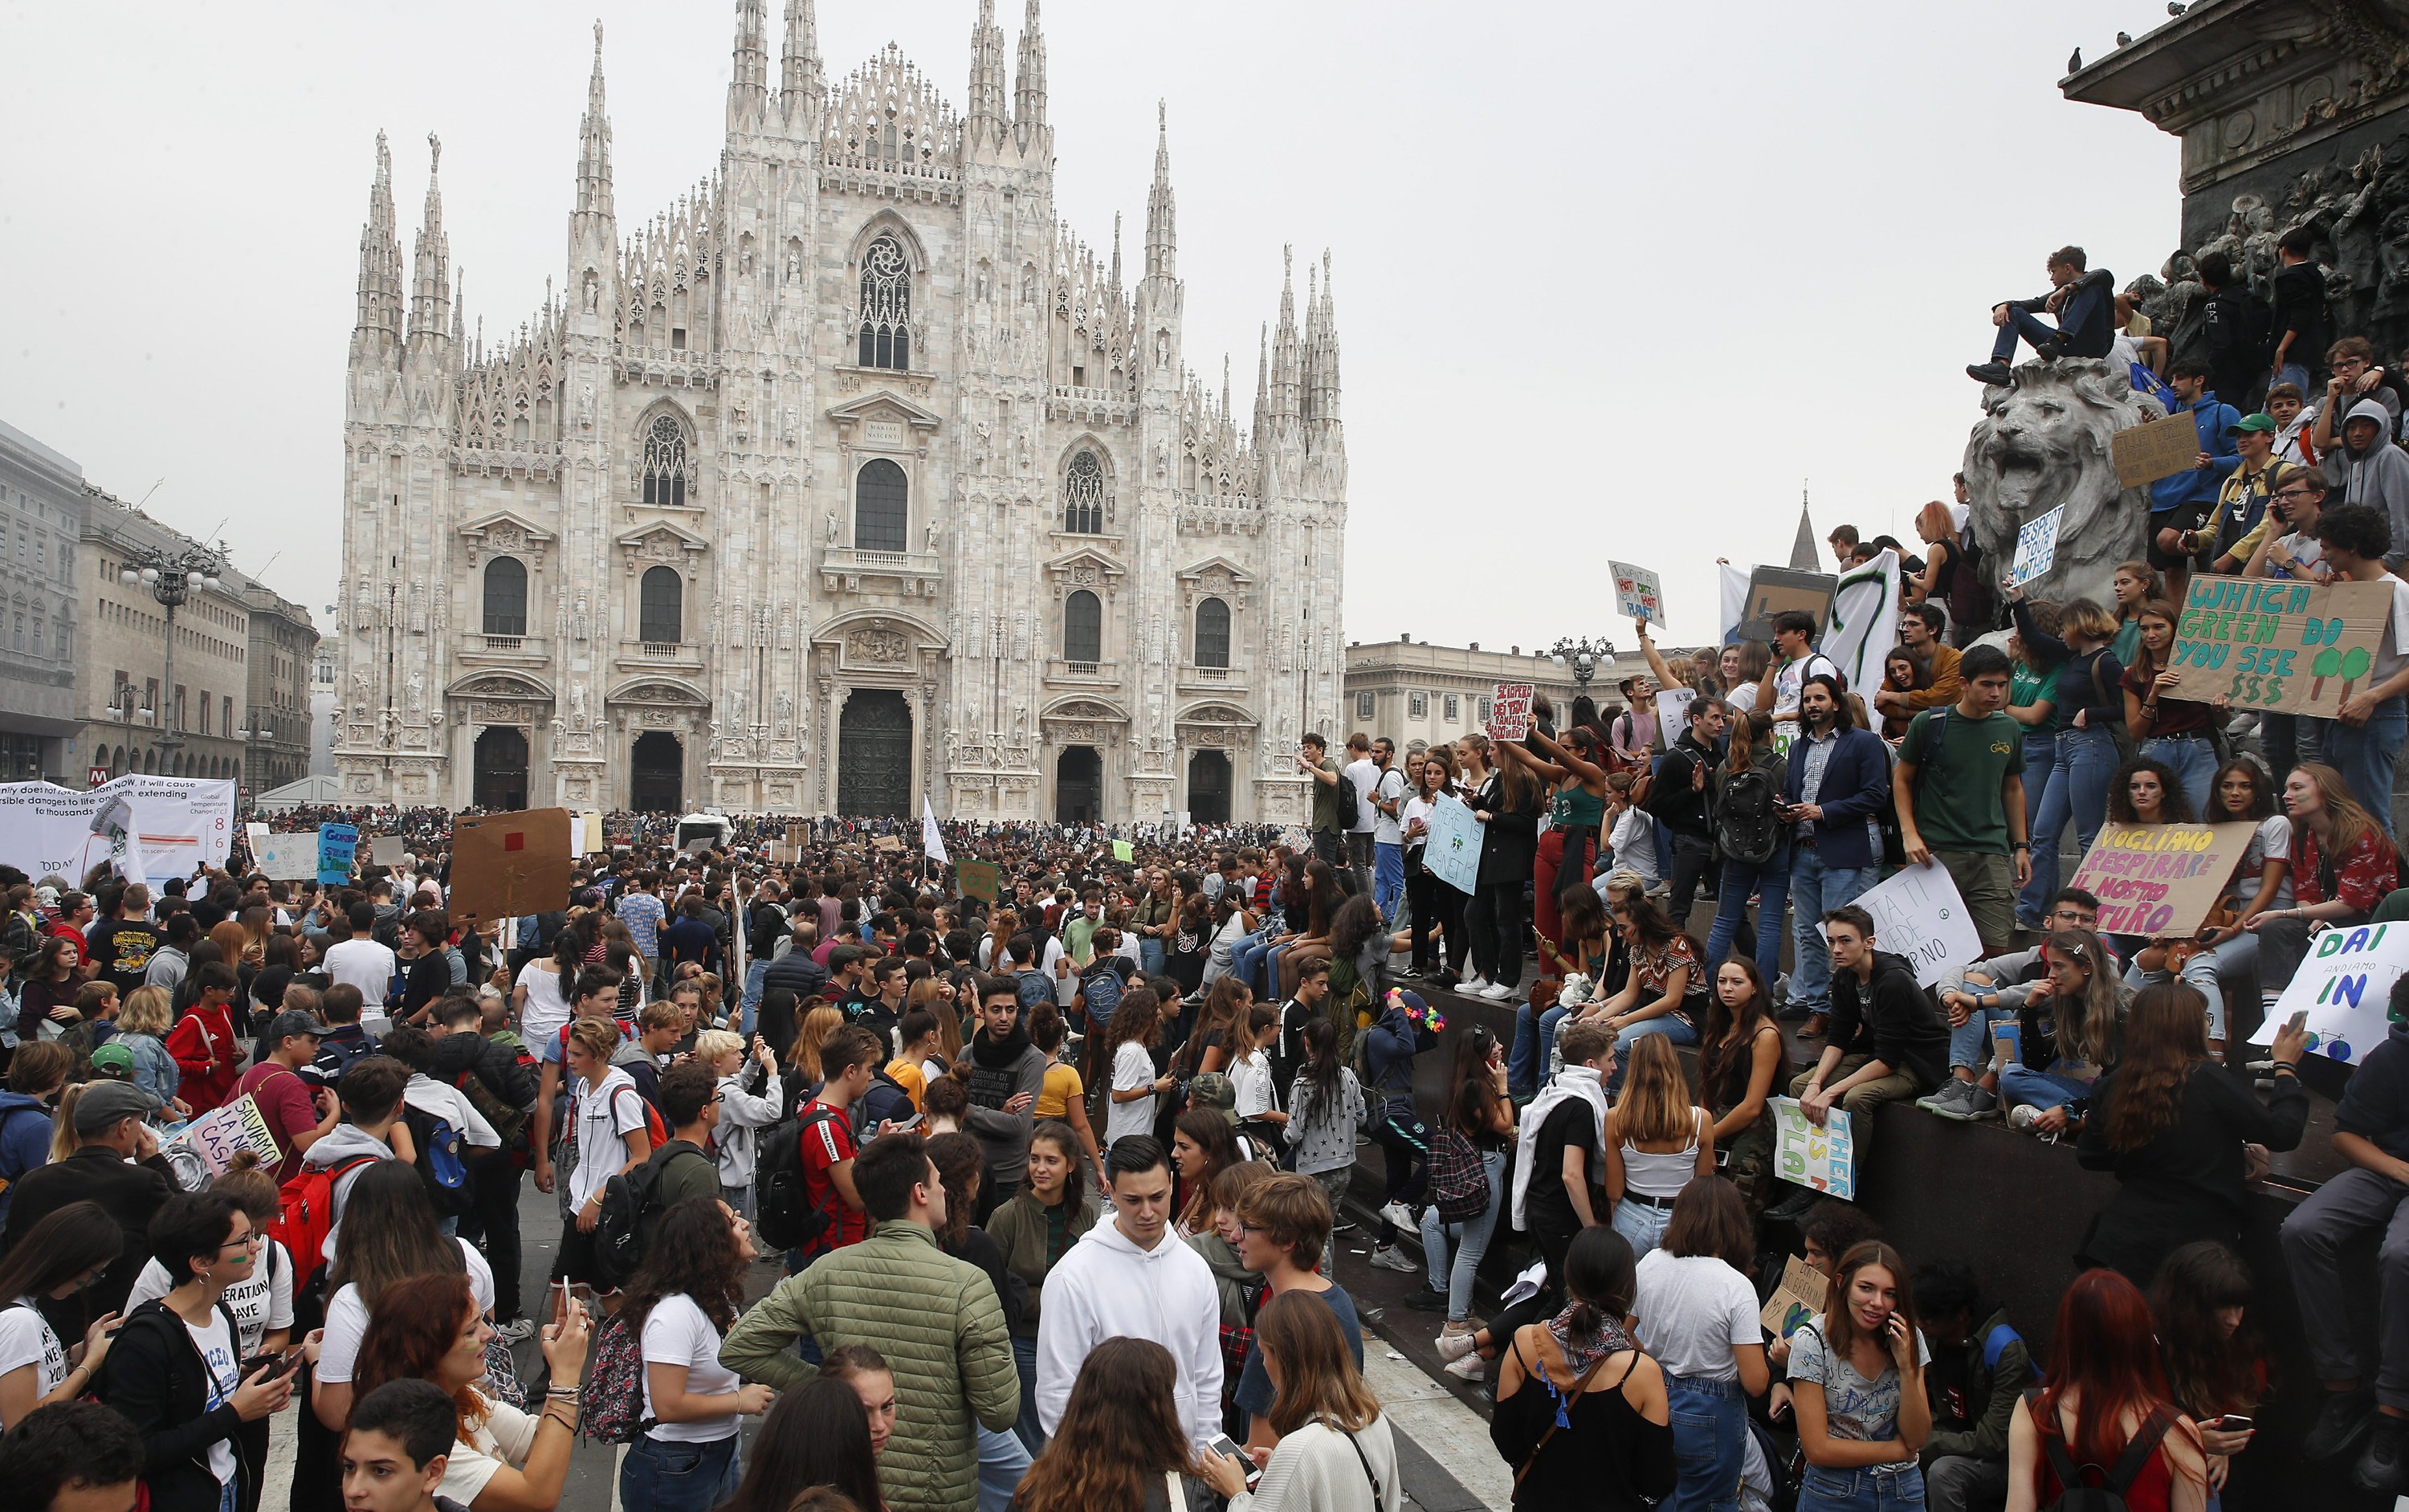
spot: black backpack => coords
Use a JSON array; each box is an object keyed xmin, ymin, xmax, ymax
[
  {"xmin": 2026, "ymin": 1390, "xmax": 2172, "ymax": 1512},
  {"xmin": 1714, "ymin": 760, "xmax": 1783, "ymax": 866},
  {"xmin": 753, "ymin": 1106, "xmax": 846, "ymax": 1253},
  {"xmin": 589, "ymin": 1140, "xmax": 714, "ymax": 1291}
]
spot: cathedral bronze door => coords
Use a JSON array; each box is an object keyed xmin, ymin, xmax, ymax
[
  {"xmin": 630, "ymin": 732, "xmax": 683, "ymax": 813},
  {"xmin": 838, "ymin": 691, "xmax": 911, "ymax": 818},
  {"xmin": 1056, "ymin": 746, "xmax": 1100, "ymax": 825},
  {"xmin": 1187, "ymin": 750, "xmax": 1232, "ymax": 825},
  {"xmin": 472, "ymin": 727, "xmax": 528, "ymax": 812}
]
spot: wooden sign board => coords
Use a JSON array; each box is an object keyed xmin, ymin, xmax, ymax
[
  {"xmin": 2068, "ymin": 821, "xmax": 2260, "ymax": 939},
  {"xmin": 2111, "ymin": 411, "xmax": 2207, "ymax": 487},
  {"xmin": 448, "ymin": 808, "xmax": 575, "ymax": 923},
  {"xmin": 1759, "ymin": 1253, "xmax": 1828, "ymax": 1341},
  {"xmin": 1735, "ymin": 567, "xmax": 1837, "ymax": 645},
  {"xmin": 2164, "ymin": 576, "xmax": 2395, "ymax": 718},
  {"xmin": 957, "ymin": 859, "xmax": 1001, "ymax": 903}
]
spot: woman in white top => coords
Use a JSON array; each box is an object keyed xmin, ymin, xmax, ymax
[
  {"xmin": 343, "ymin": 1268, "xmax": 590, "ymax": 1512},
  {"xmin": 618, "ymin": 1198, "xmax": 776, "ymax": 1512},
  {"xmin": 1603, "ymin": 1034, "xmax": 1714, "ymax": 1258},
  {"xmin": 1632, "ymin": 1177, "xmax": 1772, "ymax": 1512},
  {"xmin": 1103, "ymin": 986, "xmax": 1175, "ymax": 1147},
  {"xmin": 310, "ymin": 1160, "xmax": 497, "ymax": 1433},
  {"xmin": 511, "ymin": 932, "xmax": 578, "ymax": 1058},
  {"xmin": 1200, "ymin": 890, "xmax": 1258, "ymax": 989},
  {"xmin": 1229, "ymin": 1005, "xmax": 1288, "ymax": 1151},
  {"xmin": 0, "ymin": 1201, "xmax": 123, "ymax": 1432},
  {"xmin": 1203, "ymin": 1289, "xmax": 1404, "ymax": 1512},
  {"xmin": 563, "ymin": 1016, "xmax": 654, "ymax": 1287},
  {"xmin": 2180, "ymin": 760, "xmax": 2293, "ymax": 1049}
]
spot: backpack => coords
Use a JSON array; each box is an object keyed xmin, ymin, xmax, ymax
[
  {"xmin": 1013, "ymin": 968, "xmax": 1054, "ymax": 1013},
  {"xmin": 590, "ymin": 1141, "xmax": 713, "ymax": 1292},
  {"xmin": 402, "ymin": 1103, "xmax": 476, "ymax": 1218},
  {"xmin": 455, "ymin": 1061, "xmax": 531, "ymax": 1154},
  {"xmin": 2025, "ymin": 1389, "xmax": 2173, "ymax": 1512},
  {"xmin": 578, "ymin": 1308, "xmax": 652, "ymax": 1443},
  {"xmin": 1425, "ymin": 1123, "xmax": 1490, "ymax": 1223},
  {"xmin": 1714, "ymin": 760, "xmax": 1782, "ymax": 867},
  {"xmin": 1985, "ymin": 1321, "xmax": 2040, "ymax": 1383},
  {"xmin": 752, "ymin": 1106, "xmax": 846, "ymax": 1253},
  {"xmin": 267, "ymin": 1153, "xmax": 381, "ymax": 1269}
]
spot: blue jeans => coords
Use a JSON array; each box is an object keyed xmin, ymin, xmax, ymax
[
  {"xmin": 2141, "ymin": 732, "xmax": 2218, "ymax": 820},
  {"xmin": 1611, "ymin": 1194, "xmax": 1674, "ymax": 1257},
  {"xmin": 1999, "ymin": 1064, "xmax": 2091, "ymax": 1112},
  {"xmin": 1013, "ymin": 1334, "xmax": 1043, "ymax": 1453},
  {"xmin": 1947, "ymin": 1006, "xmax": 2019, "ymax": 1072},
  {"xmin": 1419, "ymin": 1148, "xmax": 1505, "ymax": 1321},
  {"xmin": 2279, "ymin": 361, "xmax": 2311, "ymax": 399},
  {"xmin": 1666, "ymin": 1374, "xmax": 1748, "ymax": 1512},
  {"xmin": 1229, "ymin": 927, "xmax": 1276, "ymax": 996},
  {"xmin": 1705, "ymin": 843, "xmax": 1792, "ymax": 990},
  {"xmin": 741, "ymin": 958, "xmax": 769, "ymax": 1033},
  {"xmin": 1610, "ymin": 1013, "xmax": 1699, "ymax": 1094},
  {"xmin": 2023, "ymin": 726, "xmax": 2116, "ymax": 924},
  {"xmin": 977, "ymin": 1422, "xmax": 1032, "ymax": 1512},
  {"xmin": 2317, "ymin": 696, "xmax": 2407, "ymax": 836},
  {"xmin": 1374, "ymin": 841, "xmax": 1405, "ymax": 921},
  {"xmin": 621, "ymin": 1432, "xmax": 740, "ymax": 1512},
  {"xmin": 1139, "ymin": 939, "xmax": 1167, "ymax": 977},
  {"xmin": 1990, "ymin": 302, "xmax": 2062, "ymax": 363},
  {"xmin": 2012, "ymin": 730, "xmax": 2059, "ymax": 927},
  {"xmin": 2127, "ymin": 949, "xmax": 2228, "ymax": 1041},
  {"xmin": 1800, "ymin": 1463, "xmax": 1926, "ymax": 1511},
  {"xmin": 1510, "ymin": 997, "xmax": 1571, "ymax": 1099},
  {"xmin": 1790, "ymin": 847, "xmax": 1878, "ymax": 1013}
]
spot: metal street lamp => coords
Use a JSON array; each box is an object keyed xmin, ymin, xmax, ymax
[
  {"xmin": 118, "ymin": 544, "xmax": 226, "ymax": 750},
  {"xmin": 1548, "ymin": 636, "xmax": 1616, "ymax": 692}
]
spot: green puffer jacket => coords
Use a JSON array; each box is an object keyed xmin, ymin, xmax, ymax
[{"xmin": 719, "ymin": 1221, "xmax": 1017, "ymax": 1512}]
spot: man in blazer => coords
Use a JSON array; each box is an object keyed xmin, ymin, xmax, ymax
[{"xmin": 1782, "ymin": 673, "xmax": 1890, "ymax": 1038}]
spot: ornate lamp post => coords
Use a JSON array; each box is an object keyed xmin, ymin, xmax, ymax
[
  {"xmin": 1548, "ymin": 636, "xmax": 1616, "ymax": 694},
  {"xmin": 118, "ymin": 545, "xmax": 226, "ymax": 751}
]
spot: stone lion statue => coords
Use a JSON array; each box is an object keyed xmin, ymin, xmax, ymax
[{"xmin": 1961, "ymin": 358, "xmax": 2165, "ymax": 613}]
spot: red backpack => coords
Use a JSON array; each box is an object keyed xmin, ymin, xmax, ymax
[{"xmin": 267, "ymin": 1153, "xmax": 381, "ymax": 1272}]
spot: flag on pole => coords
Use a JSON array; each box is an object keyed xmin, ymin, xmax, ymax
[{"xmin": 922, "ymin": 795, "xmax": 949, "ymax": 866}]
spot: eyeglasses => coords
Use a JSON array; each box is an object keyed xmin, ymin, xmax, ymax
[{"xmin": 2275, "ymin": 489, "xmax": 2317, "ymax": 501}]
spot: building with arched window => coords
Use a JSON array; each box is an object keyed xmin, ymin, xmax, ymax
[{"xmin": 332, "ymin": 5, "xmax": 1345, "ymax": 820}]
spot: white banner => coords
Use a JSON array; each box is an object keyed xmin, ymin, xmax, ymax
[
  {"xmin": 2252, "ymin": 919, "xmax": 2409, "ymax": 1066},
  {"xmin": 923, "ymin": 795, "xmax": 950, "ymax": 865},
  {"xmin": 1847, "ymin": 858, "xmax": 1983, "ymax": 988},
  {"xmin": 1822, "ymin": 548, "xmax": 1903, "ymax": 698},
  {"xmin": 0, "ymin": 775, "xmax": 234, "ymax": 886},
  {"xmin": 1423, "ymin": 793, "xmax": 1485, "ymax": 895}
]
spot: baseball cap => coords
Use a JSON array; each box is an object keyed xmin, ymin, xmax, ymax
[
  {"xmin": 73, "ymin": 1078, "xmax": 161, "ymax": 1133},
  {"xmin": 269, "ymin": 1008, "xmax": 332, "ymax": 1042},
  {"xmin": 1188, "ymin": 1072, "xmax": 1238, "ymax": 1125},
  {"xmin": 2225, "ymin": 413, "xmax": 2278, "ymax": 436},
  {"xmin": 88, "ymin": 1042, "xmax": 137, "ymax": 1079}
]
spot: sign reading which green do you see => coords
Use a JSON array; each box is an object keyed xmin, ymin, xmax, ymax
[{"xmin": 2162, "ymin": 575, "xmax": 2395, "ymax": 718}]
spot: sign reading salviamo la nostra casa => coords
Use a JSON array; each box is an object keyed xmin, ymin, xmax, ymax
[{"xmin": 0, "ymin": 776, "xmax": 235, "ymax": 886}]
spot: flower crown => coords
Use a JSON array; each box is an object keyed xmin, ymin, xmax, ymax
[{"xmin": 1388, "ymin": 986, "xmax": 1445, "ymax": 1034}]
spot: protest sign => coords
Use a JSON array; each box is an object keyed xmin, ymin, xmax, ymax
[
  {"xmin": 2163, "ymin": 576, "xmax": 2394, "ymax": 718},
  {"xmin": 1112, "ymin": 839, "xmax": 1136, "ymax": 863},
  {"xmin": 923, "ymin": 797, "xmax": 950, "ymax": 865},
  {"xmin": 369, "ymin": 835, "xmax": 406, "ymax": 868},
  {"xmin": 1771, "ymin": 1096, "xmax": 1857, "ymax": 1201},
  {"xmin": 1488, "ymin": 683, "xmax": 1535, "ymax": 741},
  {"xmin": 2112, "ymin": 411, "xmax": 2209, "ymax": 487},
  {"xmin": 957, "ymin": 859, "xmax": 1002, "ymax": 903},
  {"xmin": 1279, "ymin": 826, "xmax": 1311, "ymax": 854},
  {"xmin": 316, "ymin": 824, "xmax": 359, "ymax": 886},
  {"xmin": 448, "ymin": 809, "xmax": 574, "ymax": 923},
  {"xmin": 584, "ymin": 811, "xmax": 605, "ymax": 854},
  {"xmin": 873, "ymin": 835, "xmax": 903, "ymax": 853},
  {"xmin": 2011, "ymin": 505, "xmax": 2065, "ymax": 588},
  {"xmin": 244, "ymin": 821, "xmax": 269, "ymax": 858},
  {"xmin": 1735, "ymin": 567, "xmax": 1838, "ymax": 644},
  {"xmin": 1823, "ymin": 550, "xmax": 1904, "ymax": 698},
  {"xmin": 255, "ymin": 831, "xmax": 319, "ymax": 882},
  {"xmin": 1609, "ymin": 560, "xmax": 1665, "ymax": 626},
  {"xmin": 1654, "ymin": 686, "xmax": 1696, "ymax": 739},
  {"xmin": 0, "ymin": 774, "xmax": 234, "ymax": 886},
  {"xmin": 1848, "ymin": 859, "xmax": 1983, "ymax": 989},
  {"xmin": 2252, "ymin": 920, "xmax": 2409, "ymax": 1066},
  {"xmin": 1423, "ymin": 793, "xmax": 1484, "ymax": 895},
  {"xmin": 2069, "ymin": 822, "xmax": 2259, "ymax": 938},
  {"xmin": 1759, "ymin": 1253, "xmax": 1830, "ymax": 1341},
  {"xmin": 174, "ymin": 1095, "xmax": 281, "ymax": 1177}
]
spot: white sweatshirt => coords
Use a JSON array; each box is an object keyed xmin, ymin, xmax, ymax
[
  {"xmin": 714, "ymin": 1070, "xmax": 785, "ymax": 1186},
  {"xmin": 1033, "ymin": 1216, "xmax": 1225, "ymax": 1447}
]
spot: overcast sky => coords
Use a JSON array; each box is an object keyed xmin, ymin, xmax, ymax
[{"xmin": 2, "ymin": 0, "xmax": 2187, "ymax": 651}]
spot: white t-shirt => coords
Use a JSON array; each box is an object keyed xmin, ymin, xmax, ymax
[
  {"xmin": 1107, "ymin": 1041, "xmax": 1158, "ymax": 1145},
  {"xmin": 127, "ymin": 1241, "xmax": 296, "ymax": 1359},
  {"xmin": 316, "ymin": 1240, "xmax": 498, "ymax": 1385},
  {"xmin": 640, "ymin": 1294, "xmax": 743, "ymax": 1444},
  {"xmin": 324, "ymin": 938, "xmax": 400, "ymax": 1004},
  {"xmin": 2236, "ymin": 813, "xmax": 2296, "ymax": 911},
  {"xmin": 185, "ymin": 1308, "xmax": 242, "ymax": 1489},
  {"xmin": 439, "ymin": 1398, "xmax": 540, "ymax": 1506},
  {"xmin": 571, "ymin": 1067, "xmax": 650, "ymax": 1210},
  {"xmin": 1771, "ymin": 651, "xmax": 1840, "ymax": 723},
  {"xmin": 1632, "ymin": 1249, "xmax": 1761, "ymax": 1382},
  {"xmin": 1402, "ymin": 793, "xmax": 1437, "ymax": 850},
  {"xmin": 1343, "ymin": 758, "xmax": 1379, "ymax": 833},
  {"xmin": 1230, "ymin": 1047, "xmax": 1278, "ymax": 1121},
  {"xmin": 1372, "ymin": 767, "xmax": 1408, "ymax": 846},
  {"xmin": 516, "ymin": 960, "xmax": 573, "ymax": 1058},
  {"xmin": 0, "ymin": 1298, "xmax": 67, "ymax": 1431}
]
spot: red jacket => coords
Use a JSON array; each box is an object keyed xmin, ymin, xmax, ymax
[{"xmin": 165, "ymin": 1002, "xmax": 240, "ymax": 1114}]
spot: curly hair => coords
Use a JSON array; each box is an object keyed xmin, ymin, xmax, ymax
[
  {"xmin": 2106, "ymin": 756, "xmax": 2197, "ymax": 825},
  {"xmin": 924, "ymin": 1131, "xmax": 985, "ymax": 1249},
  {"xmin": 617, "ymin": 1196, "xmax": 746, "ymax": 1334}
]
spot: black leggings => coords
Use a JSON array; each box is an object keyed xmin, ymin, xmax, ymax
[
  {"xmin": 1407, "ymin": 859, "xmax": 1468, "ymax": 974},
  {"xmin": 1373, "ymin": 1120, "xmax": 1429, "ymax": 1244},
  {"xmin": 1467, "ymin": 879, "xmax": 1527, "ymax": 988},
  {"xmin": 1486, "ymin": 1214, "xmax": 1582, "ymax": 1344}
]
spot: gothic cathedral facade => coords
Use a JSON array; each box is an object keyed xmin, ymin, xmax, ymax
[{"xmin": 333, "ymin": 1, "xmax": 1347, "ymax": 821}]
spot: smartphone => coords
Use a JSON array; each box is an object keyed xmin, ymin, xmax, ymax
[
  {"xmin": 2216, "ymin": 1414, "xmax": 2253, "ymax": 1432},
  {"xmin": 239, "ymin": 1351, "xmax": 296, "ymax": 1381},
  {"xmin": 1205, "ymin": 1433, "xmax": 1262, "ymax": 1488},
  {"xmin": 888, "ymin": 1112, "xmax": 925, "ymax": 1132}
]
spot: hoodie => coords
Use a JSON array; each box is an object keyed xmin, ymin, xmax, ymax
[
  {"xmin": 2339, "ymin": 396, "xmax": 2409, "ymax": 570},
  {"xmin": 0, "ymin": 1090, "xmax": 55, "ymax": 1226},
  {"xmin": 1920, "ymin": 1306, "xmax": 2033, "ymax": 1468},
  {"xmin": 2334, "ymin": 1017, "xmax": 2409, "ymax": 1162},
  {"xmin": 1033, "ymin": 1217, "xmax": 1225, "ymax": 1446},
  {"xmin": 963, "ymin": 1024, "xmax": 1046, "ymax": 1186},
  {"xmin": 1827, "ymin": 950, "xmax": 1950, "ymax": 1092},
  {"xmin": 713, "ymin": 1066, "xmax": 785, "ymax": 1186},
  {"xmin": 302, "ymin": 1123, "xmax": 397, "ymax": 1262}
]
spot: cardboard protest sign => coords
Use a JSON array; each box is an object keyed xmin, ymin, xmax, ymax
[
  {"xmin": 1848, "ymin": 860, "xmax": 1983, "ymax": 988},
  {"xmin": 584, "ymin": 812, "xmax": 605, "ymax": 854},
  {"xmin": 369, "ymin": 835, "xmax": 406, "ymax": 868},
  {"xmin": 873, "ymin": 835, "xmax": 903, "ymax": 853},
  {"xmin": 2252, "ymin": 919, "xmax": 2409, "ymax": 1066},
  {"xmin": 1759, "ymin": 1253, "xmax": 1830, "ymax": 1341},
  {"xmin": 1609, "ymin": 560, "xmax": 1665, "ymax": 625},
  {"xmin": 1279, "ymin": 826, "xmax": 1311, "ymax": 854},
  {"xmin": 1771, "ymin": 1097, "xmax": 1857, "ymax": 1201},
  {"xmin": 255, "ymin": 832, "xmax": 318, "ymax": 881},
  {"xmin": 244, "ymin": 821, "xmax": 269, "ymax": 858},
  {"xmin": 1423, "ymin": 794, "xmax": 1484, "ymax": 895},
  {"xmin": 1488, "ymin": 683, "xmax": 1535, "ymax": 741},
  {"xmin": 1735, "ymin": 567, "xmax": 1837, "ymax": 645},
  {"xmin": 957, "ymin": 859, "xmax": 1002, "ymax": 903},
  {"xmin": 2112, "ymin": 411, "xmax": 2208, "ymax": 487},
  {"xmin": 1112, "ymin": 840, "xmax": 1135, "ymax": 863},
  {"xmin": 2163, "ymin": 576, "xmax": 2395, "ymax": 718},
  {"xmin": 447, "ymin": 809, "xmax": 575, "ymax": 923},
  {"xmin": 2011, "ymin": 504, "xmax": 2065, "ymax": 588},
  {"xmin": 174, "ymin": 1095, "xmax": 282, "ymax": 1176},
  {"xmin": 316, "ymin": 825, "xmax": 358, "ymax": 886},
  {"xmin": 2069, "ymin": 822, "xmax": 2259, "ymax": 938}
]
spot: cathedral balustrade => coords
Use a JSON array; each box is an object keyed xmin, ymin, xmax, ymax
[
  {"xmin": 458, "ymin": 633, "xmax": 549, "ymax": 665},
  {"xmin": 817, "ymin": 545, "xmax": 944, "ymax": 598},
  {"xmin": 1043, "ymin": 658, "xmax": 1121, "ymax": 687},
  {"xmin": 617, "ymin": 638, "xmax": 703, "ymax": 671}
]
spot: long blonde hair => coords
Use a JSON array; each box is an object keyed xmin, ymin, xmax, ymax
[
  {"xmin": 1613, "ymin": 1033, "xmax": 1695, "ymax": 1146},
  {"xmin": 47, "ymin": 1084, "xmax": 88, "ymax": 1162},
  {"xmin": 117, "ymin": 984, "xmax": 173, "ymax": 1038}
]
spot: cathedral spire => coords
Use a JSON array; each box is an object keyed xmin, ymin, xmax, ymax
[
  {"xmin": 780, "ymin": 0, "xmax": 820, "ymax": 99},
  {"xmin": 407, "ymin": 133, "xmax": 450, "ymax": 344},
  {"xmin": 1144, "ymin": 101, "xmax": 1176, "ymax": 281},
  {"xmin": 451, "ymin": 268, "xmax": 465, "ymax": 348},
  {"xmin": 968, "ymin": 0, "xmax": 1008, "ymax": 141},
  {"xmin": 1110, "ymin": 213, "xmax": 1122, "ymax": 291},
  {"xmin": 1271, "ymin": 245, "xmax": 1300, "ymax": 425},
  {"xmin": 1254, "ymin": 323, "xmax": 1270, "ymax": 436},
  {"xmin": 1014, "ymin": 0, "xmax": 1047, "ymax": 138},
  {"xmin": 728, "ymin": 0, "xmax": 768, "ymax": 134},
  {"xmin": 354, "ymin": 130, "xmax": 402, "ymax": 348},
  {"xmin": 576, "ymin": 22, "xmax": 613, "ymax": 220}
]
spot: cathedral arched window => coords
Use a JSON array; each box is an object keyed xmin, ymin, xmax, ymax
[
  {"xmin": 639, "ymin": 566, "xmax": 683, "ymax": 645},
  {"xmin": 1062, "ymin": 590, "xmax": 1102, "ymax": 666},
  {"xmin": 1062, "ymin": 450, "xmax": 1105, "ymax": 534},
  {"xmin": 642, "ymin": 416, "xmax": 688, "ymax": 507},
  {"xmin": 482, "ymin": 557, "xmax": 528, "ymax": 638},
  {"xmin": 1195, "ymin": 597, "xmax": 1230, "ymax": 669},
  {"xmin": 858, "ymin": 234, "xmax": 911, "ymax": 370},
  {"xmin": 855, "ymin": 458, "xmax": 908, "ymax": 554}
]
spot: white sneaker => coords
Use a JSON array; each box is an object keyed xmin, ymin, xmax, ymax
[
  {"xmin": 494, "ymin": 1318, "xmax": 536, "ymax": 1344},
  {"xmin": 1370, "ymin": 1244, "xmax": 1418, "ymax": 1273},
  {"xmin": 1435, "ymin": 1327, "xmax": 1479, "ymax": 1362},
  {"xmin": 1379, "ymin": 1200, "xmax": 1415, "ymax": 1231},
  {"xmin": 1479, "ymin": 981, "xmax": 1514, "ymax": 1001},
  {"xmin": 2008, "ymin": 1102, "xmax": 2040, "ymax": 1131},
  {"xmin": 1444, "ymin": 1351, "xmax": 1486, "ymax": 1382},
  {"xmin": 1461, "ymin": 975, "xmax": 1491, "ymax": 994}
]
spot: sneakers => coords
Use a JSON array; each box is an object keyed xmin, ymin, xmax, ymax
[
  {"xmin": 1444, "ymin": 1351, "xmax": 1486, "ymax": 1382},
  {"xmin": 1918, "ymin": 1080, "xmax": 1998, "ymax": 1122},
  {"xmin": 1402, "ymin": 1287, "xmax": 1448, "ymax": 1312},
  {"xmin": 1775, "ymin": 999, "xmax": 1813, "ymax": 1022},
  {"xmin": 1967, "ymin": 361, "xmax": 2013, "ymax": 385},
  {"xmin": 1370, "ymin": 1243, "xmax": 1418, "ymax": 1273},
  {"xmin": 2360, "ymin": 1411, "xmax": 2409, "ymax": 1494},
  {"xmin": 2305, "ymin": 1388, "xmax": 2377, "ymax": 1462},
  {"xmin": 1763, "ymin": 1184, "xmax": 1821, "ymax": 1225},
  {"xmin": 1379, "ymin": 1200, "xmax": 1416, "ymax": 1231},
  {"xmin": 2007, "ymin": 1102, "xmax": 2041, "ymax": 1131},
  {"xmin": 1478, "ymin": 981, "xmax": 1515, "ymax": 1001},
  {"xmin": 494, "ymin": 1318, "xmax": 536, "ymax": 1344},
  {"xmin": 1434, "ymin": 1327, "xmax": 1481, "ymax": 1363},
  {"xmin": 1461, "ymin": 975, "xmax": 1491, "ymax": 996},
  {"xmin": 1959, "ymin": 1084, "xmax": 1999, "ymax": 1119}
]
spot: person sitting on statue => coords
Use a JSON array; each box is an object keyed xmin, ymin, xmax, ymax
[{"xmin": 1967, "ymin": 245, "xmax": 2116, "ymax": 385}]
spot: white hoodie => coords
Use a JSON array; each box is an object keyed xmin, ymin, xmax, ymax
[
  {"xmin": 1033, "ymin": 1214, "xmax": 1224, "ymax": 1447},
  {"xmin": 714, "ymin": 1070, "xmax": 784, "ymax": 1186}
]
